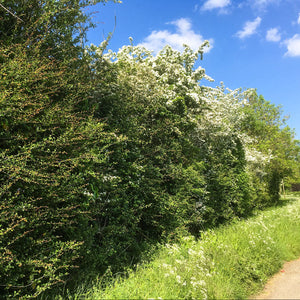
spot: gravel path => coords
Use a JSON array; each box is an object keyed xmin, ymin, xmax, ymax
[{"xmin": 253, "ymin": 257, "xmax": 300, "ymax": 299}]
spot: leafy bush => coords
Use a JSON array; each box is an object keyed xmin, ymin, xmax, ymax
[
  {"xmin": 0, "ymin": 1, "xmax": 299, "ymax": 297},
  {"xmin": 0, "ymin": 43, "xmax": 121, "ymax": 297}
]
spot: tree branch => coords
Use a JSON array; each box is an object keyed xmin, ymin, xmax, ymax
[{"xmin": 0, "ymin": 3, "xmax": 23, "ymax": 22}]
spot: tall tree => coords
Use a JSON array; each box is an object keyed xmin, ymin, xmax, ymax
[{"xmin": 242, "ymin": 91, "xmax": 300, "ymax": 203}]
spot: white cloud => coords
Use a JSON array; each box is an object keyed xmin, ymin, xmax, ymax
[
  {"xmin": 236, "ymin": 17, "xmax": 262, "ymax": 39},
  {"xmin": 138, "ymin": 18, "xmax": 212, "ymax": 53},
  {"xmin": 266, "ymin": 28, "xmax": 281, "ymax": 42},
  {"xmin": 298, "ymin": 13, "xmax": 300, "ymax": 25},
  {"xmin": 250, "ymin": 0, "xmax": 280, "ymax": 10},
  {"xmin": 284, "ymin": 34, "xmax": 300, "ymax": 57},
  {"xmin": 253, "ymin": 0, "xmax": 277, "ymax": 5},
  {"xmin": 201, "ymin": 0, "xmax": 231, "ymax": 11}
]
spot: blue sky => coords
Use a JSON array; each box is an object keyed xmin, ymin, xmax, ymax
[{"xmin": 87, "ymin": 0, "xmax": 300, "ymax": 139}]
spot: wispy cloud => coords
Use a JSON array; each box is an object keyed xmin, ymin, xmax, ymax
[
  {"xmin": 194, "ymin": 4, "xmax": 200, "ymax": 12},
  {"xmin": 298, "ymin": 13, "xmax": 300, "ymax": 25},
  {"xmin": 201, "ymin": 0, "xmax": 231, "ymax": 11},
  {"xmin": 138, "ymin": 18, "xmax": 212, "ymax": 53},
  {"xmin": 266, "ymin": 28, "xmax": 281, "ymax": 42},
  {"xmin": 236, "ymin": 17, "xmax": 262, "ymax": 39},
  {"xmin": 284, "ymin": 34, "xmax": 300, "ymax": 57},
  {"xmin": 250, "ymin": 0, "xmax": 280, "ymax": 11}
]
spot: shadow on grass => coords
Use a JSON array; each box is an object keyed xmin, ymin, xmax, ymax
[
  {"xmin": 39, "ymin": 193, "xmax": 300, "ymax": 299},
  {"xmin": 277, "ymin": 193, "xmax": 299, "ymax": 206}
]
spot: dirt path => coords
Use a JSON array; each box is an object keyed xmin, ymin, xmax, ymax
[{"xmin": 252, "ymin": 257, "xmax": 300, "ymax": 299}]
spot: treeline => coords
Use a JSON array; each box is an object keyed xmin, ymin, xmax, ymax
[{"xmin": 0, "ymin": 1, "xmax": 299, "ymax": 298}]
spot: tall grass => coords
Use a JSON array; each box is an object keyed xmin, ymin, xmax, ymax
[{"xmin": 69, "ymin": 195, "xmax": 300, "ymax": 299}]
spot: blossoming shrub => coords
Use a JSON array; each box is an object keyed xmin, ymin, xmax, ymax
[
  {"xmin": 85, "ymin": 44, "xmax": 209, "ymax": 265},
  {"xmin": 91, "ymin": 43, "xmax": 259, "ymax": 233},
  {"xmin": 1, "ymin": 3, "xmax": 299, "ymax": 295}
]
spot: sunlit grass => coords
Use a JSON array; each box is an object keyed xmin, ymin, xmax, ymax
[{"xmin": 71, "ymin": 195, "xmax": 300, "ymax": 300}]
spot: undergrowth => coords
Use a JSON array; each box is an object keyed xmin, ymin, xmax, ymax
[{"xmin": 63, "ymin": 194, "xmax": 300, "ymax": 300}]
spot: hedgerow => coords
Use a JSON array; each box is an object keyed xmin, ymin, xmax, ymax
[{"xmin": 0, "ymin": 1, "xmax": 299, "ymax": 298}]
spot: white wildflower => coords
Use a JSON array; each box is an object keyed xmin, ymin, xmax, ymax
[{"xmin": 188, "ymin": 248, "xmax": 196, "ymax": 256}]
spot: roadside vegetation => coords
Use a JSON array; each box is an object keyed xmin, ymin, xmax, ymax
[
  {"xmin": 0, "ymin": 1, "xmax": 300, "ymax": 298},
  {"xmin": 74, "ymin": 194, "xmax": 300, "ymax": 300}
]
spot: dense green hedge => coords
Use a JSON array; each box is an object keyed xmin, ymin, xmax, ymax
[{"xmin": 0, "ymin": 1, "xmax": 299, "ymax": 298}]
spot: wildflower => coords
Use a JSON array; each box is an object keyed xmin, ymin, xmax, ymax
[
  {"xmin": 188, "ymin": 248, "xmax": 196, "ymax": 256},
  {"xmin": 190, "ymin": 279, "xmax": 206, "ymax": 288},
  {"xmin": 175, "ymin": 259, "xmax": 184, "ymax": 265}
]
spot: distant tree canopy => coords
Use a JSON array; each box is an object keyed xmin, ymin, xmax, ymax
[{"xmin": 0, "ymin": 1, "xmax": 299, "ymax": 298}]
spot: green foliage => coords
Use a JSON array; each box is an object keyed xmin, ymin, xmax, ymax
[
  {"xmin": 83, "ymin": 45, "xmax": 210, "ymax": 268},
  {"xmin": 242, "ymin": 91, "xmax": 300, "ymax": 205},
  {"xmin": 200, "ymin": 133, "xmax": 252, "ymax": 227},
  {"xmin": 0, "ymin": 1, "xmax": 121, "ymax": 296},
  {"xmin": 0, "ymin": 42, "xmax": 120, "ymax": 297},
  {"xmin": 90, "ymin": 44, "xmax": 258, "ymax": 234},
  {"xmin": 78, "ymin": 195, "xmax": 300, "ymax": 300},
  {"xmin": 1, "ymin": 0, "xmax": 299, "ymax": 297},
  {"xmin": 0, "ymin": 0, "xmax": 120, "ymax": 59}
]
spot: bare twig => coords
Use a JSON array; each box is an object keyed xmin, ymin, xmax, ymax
[{"xmin": 0, "ymin": 3, "xmax": 23, "ymax": 22}]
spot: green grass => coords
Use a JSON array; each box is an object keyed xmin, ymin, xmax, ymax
[{"xmin": 65, "ymin": 195, "xmax": 300, "ymax": 299}]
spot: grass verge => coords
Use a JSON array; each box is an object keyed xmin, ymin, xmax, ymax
[{"xmin": 67, "ymin": 195, "xmax": 300, "ymax": 299}]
